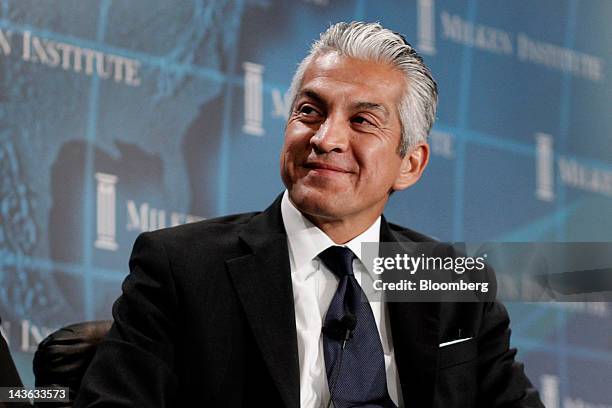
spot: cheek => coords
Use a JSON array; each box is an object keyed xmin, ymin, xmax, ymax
[
  {"xmin": 280, "ymin": 140, "xmax": 300, "ymax": 166},
  {"xmin": 280, "ymin": 135, "xmax": 307, "ymax": 179},
  {"xmin": 283, "ymin": 128, "xmax": 313, "ymax": 159},
  {"xmin": 280, "ymin": 147, "xmax": 294, "ymax": 173},
  {"xmin": 286, "ymin": 118, "xmax": 317, "ymax": 140},
  {"xmin": 288, "ymin": 134, "xmax": 310, "ymax": 150},
  {"xmin": 280, "ymin": 149, "xmax": 297, "ymax": 189},
  {"xmin": 354, "ymin": 149, "xmax": 402, "ymax": 185}
]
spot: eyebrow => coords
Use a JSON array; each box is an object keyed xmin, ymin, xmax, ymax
[
  {"xmin": 351, "ymin": 101, "xmax": 389, "ymax": 117},
  {"xmin": 296, "ymin": 89, "xmax": 327, "ymax": 107}
]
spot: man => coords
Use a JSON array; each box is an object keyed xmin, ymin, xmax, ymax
[{"xmin": 75, "ymin": 22, "xmax": 543, "ymax": 407}]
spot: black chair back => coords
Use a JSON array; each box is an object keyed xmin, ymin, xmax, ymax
[{"xmin": 33, "ymin": 321, "xmax": 112, "ymax": 408}]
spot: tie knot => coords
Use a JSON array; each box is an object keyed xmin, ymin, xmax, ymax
[{"xmin": 318, "ymin": 246, "xmax": 356, "ymax": 278}]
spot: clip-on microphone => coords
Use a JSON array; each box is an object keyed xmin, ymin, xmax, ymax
[
  {"xmin": 322, "ymin": 313, "xmax": 356, "ymax": 348},
  {"xmin": 322, "ymin": 313, "xmax": 356, "ymax": 408}
]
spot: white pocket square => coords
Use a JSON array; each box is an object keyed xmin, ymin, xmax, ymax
[{"xmin": 439, "ymin": 337, "xmax": 474, "ymax": 348}]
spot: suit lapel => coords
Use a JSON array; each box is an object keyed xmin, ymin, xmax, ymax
[
  {"xmin": 226, "ymin": 195, "xmax": 300, "ymax": 408},
  {"xmin": 380, "ymin": 217, "xmax": 440, "ymax": 407},
  {"xmin": 225, "ymin": 202, "xmax": 440, "ymax": 407}
]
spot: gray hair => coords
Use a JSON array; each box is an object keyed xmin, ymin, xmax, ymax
[{"xmin": 288, "ymin": 21, "xmax": 438, "ymax": 156}]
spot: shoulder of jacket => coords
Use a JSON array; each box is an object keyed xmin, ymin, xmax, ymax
[
  {"xmin": 134, "ymin": 211, "xmax": 260, "ymax": 249},
  {"xmin": 386, "ymin": 221, "xmax": 438, "ymax": 243}
]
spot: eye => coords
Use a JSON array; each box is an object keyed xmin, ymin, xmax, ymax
[
  {"xmin": 298, "ymin": 105, "xmax": 319, "ymax": 115},
  {"xmin": 295, "ymin": 104, "xmax": 323, "ymax": 123},
  {"xmin": 352, "ymin": 115, "xmax": 374, "ymax": 126}
]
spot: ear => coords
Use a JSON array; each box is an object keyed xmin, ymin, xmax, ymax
[{"xmin": 392, "ymin": 143, "xmax": 430, "ymax": 191}]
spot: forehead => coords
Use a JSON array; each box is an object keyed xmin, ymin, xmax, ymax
[{"xmin": 299, "ymin": 52, "xmax": 405, "ymax": 110}]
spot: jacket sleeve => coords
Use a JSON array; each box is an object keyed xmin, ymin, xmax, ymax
[
  {"xmin": 1, "ymin": 315, "xmax": 33, "ymax": 408},
  {"xmin": 74, "ymin": 232, "xmax": 179, "ymax": 407},
  {"xmin": 0, "ymin": 316, "xmax": 24, "ymax": 388},
  {"xmin": 477, "ymin": 300, "xmax": 544, "ymax": 408}
]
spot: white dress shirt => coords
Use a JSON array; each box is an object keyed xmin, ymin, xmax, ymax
[{"xmin": 281, "ymin": 191, "xmax": 403, "ymax": 408}]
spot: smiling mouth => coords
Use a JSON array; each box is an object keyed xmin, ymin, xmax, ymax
[{"xmin": 303, "ymin": 162, "xmax": 352, "ymax": 173}]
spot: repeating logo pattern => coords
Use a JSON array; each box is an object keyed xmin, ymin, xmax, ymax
[{"xmin": 0, "ymin": 1, "xmax": 610, "ymax": 403}]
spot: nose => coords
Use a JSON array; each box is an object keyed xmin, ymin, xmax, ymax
[{"xmin": 310, "ymin": 115, "xmax": 349, "ymax": 153}]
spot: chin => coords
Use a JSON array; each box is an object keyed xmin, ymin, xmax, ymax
[{"xmin": 288, "ymin": 185, "xmax": 347, "ymax": 219}]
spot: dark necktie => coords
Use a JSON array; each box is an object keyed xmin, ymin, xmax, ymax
[{"xmin": 319, "ymin": 246, "xmax": 397, "ymax": 408}]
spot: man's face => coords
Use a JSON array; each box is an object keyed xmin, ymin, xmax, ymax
[{"xmin": 280, "ymin": 52, "xmax": 413, "ymax": 224}]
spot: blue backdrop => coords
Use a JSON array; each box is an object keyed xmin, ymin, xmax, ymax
[{"xmin": 0, "ymin": 1, "xmax": 611, "ymax": 406}]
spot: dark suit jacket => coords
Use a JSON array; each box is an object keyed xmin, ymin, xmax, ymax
[
  {"xmin": 1, "ymin": 316, "xmax": 32, "ymax": 408},
  {"xmin": 75, "ymin": 195, "xmax": 543, "ymax": 407}
]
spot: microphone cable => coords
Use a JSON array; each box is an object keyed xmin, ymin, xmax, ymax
[{"xmin": 323, "ymin": 313, "xmax": 356, "ymax": 408}]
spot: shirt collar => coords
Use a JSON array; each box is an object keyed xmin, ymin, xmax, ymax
[{"xmin": 281, "ymin": 190, "xmax": 381, "ymax": 279}]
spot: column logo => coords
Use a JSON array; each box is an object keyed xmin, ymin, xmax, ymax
[
  {"xmin": 242, "ymin": 62, "xmax": 265, "ymax": 136},
  {"xmin": 417, "ymin": 0, "xmax": 436, "ymax": 55},
  {"xmin": 94, "ymin": 172, "xmax": 118, "ymax": 251},
  {"xmin": 94, "ymin": 171, "xmax": 205, "ymax": 251},
  {"xmin": 535, "ymin": 133, "xmax": 555, "ymax": 202},
  {"xmin": 535, "ymin": 132, "xmax": 612, "ymax": 201}
]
